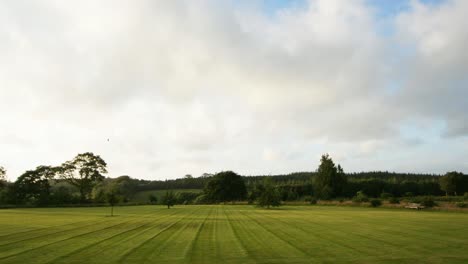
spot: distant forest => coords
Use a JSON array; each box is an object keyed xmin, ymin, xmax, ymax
[{"xmin": 136, "ymin": 171, "xmax": 447, "ymax": 199}]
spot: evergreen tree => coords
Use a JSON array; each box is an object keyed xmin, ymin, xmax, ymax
[{"xmin": 314, "ymin": 154, "xmax": 347, "ymax": 199}]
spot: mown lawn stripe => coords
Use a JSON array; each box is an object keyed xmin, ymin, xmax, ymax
[
  {"xmin": 47, "ymin": 208, "xmax": 186, "ymax": 264},
  {"xmin": 239, "ymin": 208, "xmax": 311, "ymax": 258},
  {"xmin": 222, "ymin": 206, "xmax": 250, "ymax": 260},
  {"xmin": 0, "ymin": 205, "xmax": 467, "ymax": 264},
  {"xmin": 256, "ymin": 208, "xmax": 415, "ymax": 259},
  {"xmin": 0, "ymin": 208, "xmax": 163, "ymax": 261},
  {"xmin": 186, "ymin": 206, "xmax": 216, "ymax": 262},
  {"xmin": 118, "ymin": 206, "xmax": 202, "ymax": 263},
  {"xmin": 0, "ymin": 206, "xmax": 159, "ymax": 245}
]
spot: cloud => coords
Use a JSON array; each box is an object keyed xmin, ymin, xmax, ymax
[
  {"xmin": 0, "ymin": 0, "xmax": 467, "ymax": 180},
  {"xmin": 394, "ymin": 0, "xmax": 468, "ymax": 137}
]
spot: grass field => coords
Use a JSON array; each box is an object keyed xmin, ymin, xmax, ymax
[{"xmin": 0, "ymin": 205, "xmax": 467, "ymax": 263}]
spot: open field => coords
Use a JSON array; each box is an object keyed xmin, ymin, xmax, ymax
[{"xmin": 0, "ymin": 206, "xmax": 467, "ymax": 264}]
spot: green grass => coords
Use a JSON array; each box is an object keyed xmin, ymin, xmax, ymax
[
  {"xmin": 131, "ymin": 189, "xmax": 202, "ymax": 203},
  {"xmin": 0, "ymin": 206, "xmax": 467, "ymax": 263}
]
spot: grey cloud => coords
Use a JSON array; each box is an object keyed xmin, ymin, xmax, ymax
[
  {"xmin": 394, "ymin": 0, "xmax": 468, "ymax": 138},
  {"xmin": 0, "ymin": 0, "xmax": 467, "ymax": 179}
]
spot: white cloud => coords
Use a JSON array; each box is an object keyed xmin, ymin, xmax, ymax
[
  {"xmin": 0, "ymin": 0, "xmax": 467, "ymax": 180},
  {"xmin": 395, "ymin": 0, "xmax": 468, "ymax": 137}
]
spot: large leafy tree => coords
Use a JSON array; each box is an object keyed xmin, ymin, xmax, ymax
[
  {"xmin": 314, "ymin": 154, "xmax": 347, "ymax": 199},
  {"xmin": 204, "ymin": 171, "xmax": 247, "ymax": 203},
  {"xmin": 440, "ymin": 171, "xmax": 466, "ymax": 196},
  {"xmin": 58, "ymin": 152, "xmax": 107, "ymax": 202},
  {"xmin": 256, "ymin": 178, "xmax": 281, "ymax": 209},
  {"xmin": 15, "ymin": 166, "xmax": 56, "ymax": 205}
]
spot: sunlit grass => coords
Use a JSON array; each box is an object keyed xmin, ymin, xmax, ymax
[{"xmin": 0, "ymin": 205, "xmax": 467, "ymax": 263}]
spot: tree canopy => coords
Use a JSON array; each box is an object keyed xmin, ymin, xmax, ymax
[
  {"xmin": 204, "ymin": 171, "xmax": 247, "ymax": 203},
  {"xmin": 15, "ymin": 166, "xmax": 57, "ymax": 205},
  {"xmin": 58, "ymin": 152, "xmax": 107, "ymax": 202},
  {"xmin": 161, "ymin": 190, "xmax": 176, "ymax": 209},
  {"xmin": 256, "ymin": 178, "xmax": 281, "ymax": 208},
  {"xmin": 0, "ymin": 166, "xmax": 6, "ymax": 189},
  {"xmin": 440, "ymin": 171, "xmax": 467, "ymax": 196},
  {"xmin": 105, "ymin": 183, "xmax": 120, "ymax": 216},
  {"xmin": 0, "ymin": 166, "xmax": 6, "ymax": 181},
  {"xmin": 314, "ymin": 154, "xmax": 347, "ymax": 199}
]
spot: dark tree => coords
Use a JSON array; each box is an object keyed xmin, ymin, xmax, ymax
[
  {"xmin": 113, "ymin": 176, "xmax": 138, "ymax": 202},
  {"xmin": 0, "ymin": 166, "xmax": 5, "ymax": 181},
  {"xmin": 15, "ymin": 166, "xmax": 56, "ymax": 205},
  {"xmin": 106, "ymin": 185, "xmax": 120, "ymax": 216},
  {"xmin": 314, "ymin": 154, "xmax": 347, "ymax": 199},
  {"xmin": 58, "ymin": 152, "xmax": 107, "ymax": 202},
  {"xmin": 0, "ymin": 166, "xmax": 6, "ymax": 189},
  {"xmin": 440, "ymin": 171, "xmax": 466, "ymax": 196},
  {"xmin": 175, "ymin": 192, "xmax": 199, "ymax": 204},
  {"xmin": 204, "ymin": 171, "xmax": 247, "ymax": 203},
  {"xmin": 148, "ymin": 194, "xmax": 158, "ymax": 204},
  {"xmin": 161, "ymin": 190, "xmax": 176, "ymax": 209},
  {"xmin": 256, "ymin": 178, "xmax": 281, "ymax": 208},
  {"xmin": 49, "ymin": 181, "xmax": 79, "ymax": 205}
]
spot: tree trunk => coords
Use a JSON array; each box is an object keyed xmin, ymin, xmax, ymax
[{"xmin": 167, "ymin": 204, "xmax": 170, "ymax": 209}]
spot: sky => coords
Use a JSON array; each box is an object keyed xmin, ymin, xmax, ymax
[{"xmin": 0, "ymin": 0, "xmax": 467, "ymax": 180}]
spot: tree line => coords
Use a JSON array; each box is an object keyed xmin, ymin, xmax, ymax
[
  {"xmin": 0, "ymin": 152, "xmax": 120, "ymax": 206},
  {"xmin": 1, "ymin": 153, "xmax": 467, "ymax": 208}
]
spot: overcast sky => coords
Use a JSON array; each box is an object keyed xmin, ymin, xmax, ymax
[{"xmin": 1, "ymin": 0, "xmax": 467, "ymax": 180}]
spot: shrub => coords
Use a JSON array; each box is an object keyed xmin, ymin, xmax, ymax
[
  {"xmin": 353, "ymin": 191, "xmax": 369, "ymax": 203},
  {"xmin": 247, "ymin": 191, "xmax": 257, "ymax": 204},
  {"xmin": 456, "ymin": 202, "xmax": 467, "ymax": 208},
  {"xmin": 389, "ymin": 197, "xmax": 400, "ymax": 204},
  {"xmin": 310, "ymin": 198, "xmax": 317, "ymax": 205},
  {"xmin": 380, "ymin": 192, "xmax": 392, "ymax": 199},
  {"xmin": 435, "ymin": 196, "xmax": 464, "ymax": 202},
  {"xmin": 418, "ymin": 196, "xmax": 436, "ymax": 208},
  {"xmin": 370, "ymin": 199, "xmax": 382, "ymax": 207},
  {"xmin": 175, "ymin": 192, "xmax": 198, "ymax": 204},
  {"xmin": 404, "ymin": 192, "xmax": 414, "ymax": 197},
  {"xmin": 464, "ymin": 192, "xmax": 468, "ymax": 201},
  {"xmin": 316, "ymin": 186, "xmax": 333, "ymax": 200},
  {"xmin": 193, "ymin": 194, "xmax": 210, "ymax": 204},
  {"xmin": 148, "ymin": 194, "xmax": 157, "ymax": 204}
]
